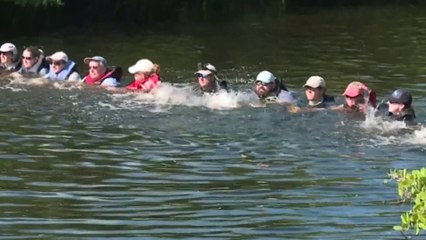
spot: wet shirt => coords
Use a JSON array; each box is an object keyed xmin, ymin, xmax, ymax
[
  {"xmin": 388, "ymin": 107, "xmax": 416, "ymax": 125},
  {"xmin": 308, "ymin": 94, "xmax": 335, "ymax": 108},
  {"xmin": 264, "ymin": 90, "xmax": 297, "ymax": 104}
]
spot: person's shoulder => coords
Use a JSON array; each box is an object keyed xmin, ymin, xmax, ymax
[
  {"xmin": 110, "ymin": 66, "xmax": 123, "ymax": 82},
  {"xmin": 277, "ymin": 89, "xmax": 297, "ymax": 104},
  {"xmin": 323, "ymin": 94, "xmax": 335, "ymax": 103},
  {"xmin": 402, "ymin": 109, "xmax": 416, "ymax": 124},
  {"xmin": 320, "ymin": 96, "xmax": 336, "ymax": 108},
  {"xmin": 403, "ymin": 117, "xmax": 416, "ymax": 126},
  {"xmin": 39, "ymin": 67, "xmax": 49, "ymax": 76},
  {"xmin": 101, "ymin": 77, "xmax": 119, "ymax": 87},
  {"xmin": 68, "ymin": 71, "xmax": 81, "ymax": 81},
  {"xmin": 218, "ymin": 79, "xmax": 228, "ymax": 90},
  {"xmin": 150, "ymin": 73, "xmax": 160, "ymax": 81}
]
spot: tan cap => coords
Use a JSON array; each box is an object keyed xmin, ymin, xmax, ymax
[
  {"xmin": 46, "ymin": 51, "xmax": 68, "ymax": 62},
  {"xmin": 303, "ymin": 76, "xmax": 326, "ymax": 88}
]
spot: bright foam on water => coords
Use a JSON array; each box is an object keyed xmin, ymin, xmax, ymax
[
  {"xmin": 404, "ymin": 127, "xmax": 426, "ymax": 145},
  {"xmin": 361, "ymin": 107, "xmax": 426, "ymax": 145},
  {"xmin": 110, "ymin": 83, "xmax": 260, "ymax": 110},
  {"xmin": 361, "ymin": 107, "xmax": 406, "ymax": 133}
]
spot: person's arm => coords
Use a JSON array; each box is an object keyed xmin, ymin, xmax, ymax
[
  {"xmin": 140, "ymin": 79, "xmax": 157, "ymax": 92},
  {"xmin": 328, "ymin": 104, "xmax": 345, "ymax": 112}
]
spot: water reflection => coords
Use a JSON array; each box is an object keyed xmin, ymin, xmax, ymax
[{"xmin": 1, "ymin": 5, "xmax": 425, "ymax": 239}]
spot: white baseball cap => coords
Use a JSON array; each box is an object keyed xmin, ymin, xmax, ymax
[
  {"xmin": 303, "ymin": 76, "xmax": 326, "ymax": 88},
  {"xmin": 256, "ymin": 71, "xmax": 275, "ymax": 84},
  {"xmin": 0, "ymin": 43, "xmax": 18, "ymax": 58},
  {"xmin": 46, "ymin": 51, "xmax": 69, "ymax": 62},
  {"xmin": 194, "ymin": 69, "xmax": 213, "ymax": 76},
  {"xmin": 128, "ymin": 59, "xmax": 154, "ymax": 74}
]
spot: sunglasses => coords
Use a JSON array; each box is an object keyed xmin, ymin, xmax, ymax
[
  {"xmin": 0, "ymin": 51, "xmax": 11, "ymax": 55},
  {"xmin": 196, "ymin": 73, "xmax": 213, "ymax": 78},
  {"xmin": 255, "ymin": 81, "xmax": 272, "ymax": 86},
  {"xmin": 51, "ymin": 61, "xmax": 64, "ymax": 66},
  {"xmin": 22, "ymin": 56, "xmax": 33, "ymax": 60},
  {"xmin": 89, "ymin": 65, "xmax": 99, "ymax": 70}
]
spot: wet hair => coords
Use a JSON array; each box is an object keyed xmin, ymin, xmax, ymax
[{"xmin": 153, "ymin": 63, "xmax": 160, "ymax": 75}]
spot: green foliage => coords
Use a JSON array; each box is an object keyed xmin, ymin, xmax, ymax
[{"xmin": 389, "ymin": 168, "xmax": 426, "ymax": 236}]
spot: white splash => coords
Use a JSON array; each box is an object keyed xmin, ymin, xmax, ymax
[
  {"xmin": 361, "ymin": 108, "xmax": 407, "ymax": 134},
  {"xmin": 6, "ymin": 73, "xmax": 50, "ymax": 86},
  {"xmin": 110, "ymin": 83, "xmax": 260, "ymax": 110},
  {"xmin": 97, "ymin": 101, "xmax": 121, "ymax": 110},
  {"xmin": 403, "ymin": 127, "xmax": 426, "ymax": 145},
  {"xmin": 361, "ymin": 107, "xmax": 426, "ymax": 146},
  {"xmin": 1, "ymin": 75, "xmax": 264, "ymax": 110},
  {"xmin": 52, "ymin": 80, "xmax": 84, "ymax": 90}
]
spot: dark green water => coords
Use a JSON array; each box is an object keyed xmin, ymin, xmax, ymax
[{"xmin": 1, "ymin": 5, "xmax": 425, "ymax": 239}]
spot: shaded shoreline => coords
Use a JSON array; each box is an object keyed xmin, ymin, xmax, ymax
[{"xmin": 2, "ymin": 0, "xmax": 424, "ymax": 37}]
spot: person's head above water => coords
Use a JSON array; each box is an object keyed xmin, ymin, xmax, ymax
[
  {"xmin": 46, "ymin": 51, "xmax": 69, "ymax": 74},
  {"xmin": 197, "ymin": 62, "xmax": 217, "ymax": 75},
  {"xmin": 303, "ymin": 75, "xmax": 326, "ymax": 104},
  {"xmin": 84, "ymin": 56, "xmax": 108, "ymax": 82},
  {"xmin": 194, "ymin": 62, "xmax": 218, "ymax": 93},
  {"xmin": 129, "ymin": 58, "xmax": 154, "ymax": 77},
  {"xmin": 22, "ymin": 46, "xmax": 43, "ymax": 70},
  {"xmin": 388, "ymin": 89, "xmax": 412, "ymax": 107},
  {"xmin": 254, "ymin": 70, "xmax": 279, "ymax": 99},
  {"xmin": 342, "ymin": 81, "xmax": 377, "ymax": 111},
  {"xmin": 386, "ymin": 89, "xmax": 415, "ymax": 120},
  {"xmin": 0, "ymin": 43, "xmax": 18, "ymax": 65}
]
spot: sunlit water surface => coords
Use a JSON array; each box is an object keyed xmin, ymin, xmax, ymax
[{"xmin": 1, "ymin": 5, "xmax": 426, "ymax": 239}]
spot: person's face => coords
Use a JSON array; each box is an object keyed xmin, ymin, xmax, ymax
[
  {"xmin": 387, "ymin": 101, "xmax": 404, "ymax": 115},
  {"xmin": 0, "ymin": 51, "xmax": 13, "ymax": 64},
  {"xmin": 135, "ymin": 71, "xmax": 149, "ymax": 81},
  {"xmin": 196, "ymin": 73, "xmax": 215, "ymax": 92},
  {"xmin": 22, "ymin": 50, "xmax": 37, "ymax": 69},
  {"xmin": 255, "ymin": 81, "xmax": 274, "ymax": 98},
  {"xmin": 51, "ymin": 60, "xmax": 66, "ymax": 74},
  {"xmin": 345, "ymin": 94, "xmax": 364, "ymax": 109},
  {"xmin": 304, "ymin": 86, "xmax": 324, "ymax": 101},
  {"xmin": 88, "ymin": 61, "xmax": 107, "ymax": 81}
]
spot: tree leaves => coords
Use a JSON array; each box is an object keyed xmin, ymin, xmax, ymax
[{"xmin": 389, "ymin": 168, "xmax": 426, "ymax": 236}]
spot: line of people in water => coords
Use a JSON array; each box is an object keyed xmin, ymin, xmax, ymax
[
  {"xmin": 0, "ymin": 43, "xmax": 160, "ymax": 91},
  {"xmin": 0, "ymin": 42, "xmax": 417, "ymax": 125}
]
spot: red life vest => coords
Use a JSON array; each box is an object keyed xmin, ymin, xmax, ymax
[
  {"xmin": 126, "ymin": 73, "xmax": 160, "ymax": 91},
  {"xmin": 83, "ymin": 70, "xmax": 115, "ymax": 85}
]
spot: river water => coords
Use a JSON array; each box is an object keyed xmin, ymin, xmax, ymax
[{"xmin": 1, "ymin": 5, "xmax": 426, "ymax": 239}]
